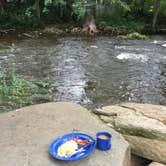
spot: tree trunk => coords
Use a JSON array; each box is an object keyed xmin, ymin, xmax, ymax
[
  {"xmin": 34, "ymin": 0, "xmax": 45, "ymax": 18},
  {"xmin": 0, "ymin": 0, "xmax": 6, "ymax": 13},
  {"xmin": 83, "ymin": 1, "xmax": 98, "ymax": 36},
  {"xmin": 140, "ymin": 0, "xmax": 145, "ymax": 16},
  {"xmin": 152, "ymin": 0, "xmax": 160, "ymax": 32}
]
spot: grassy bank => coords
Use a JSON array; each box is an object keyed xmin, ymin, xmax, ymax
[{"xmin": 0, "ymin": 62, "xmax": 59, "ymax": 112}]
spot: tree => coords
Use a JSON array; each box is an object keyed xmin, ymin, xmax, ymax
[
  {"xmin": 0, "ymin": 0, "xmax": 6, "ymax": 13},
  {"xmin": 82, "ymin": 0, "xmax": 130, "ymax": 35},
  {"xmin": 34, "ymin": 0, "xmax": 45, "ymax": 18},
  {"xmin": 152, "ymin": 0, "xmax": 160, "ymax": 31},
  {"xmin": 83, "ymin": 0, "xmax": 98, "ymax": 35}
]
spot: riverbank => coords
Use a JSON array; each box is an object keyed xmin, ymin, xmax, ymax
[{"xmin": 0, "ymin": 24, "xmax": 165, "ymax": 40}]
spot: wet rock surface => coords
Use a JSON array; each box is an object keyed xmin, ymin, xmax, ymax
[{"xmin": 0, "ymin": 102, "xmax": 130, "ymax": 166}]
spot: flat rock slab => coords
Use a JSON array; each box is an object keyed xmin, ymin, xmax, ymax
[
  {"xmin": 0, "ymin": 102, "xmax": 130, "ymax": 166},
  {"xmin": 94, "ymin": 103, "xmax": 166, "ymax": 140}
]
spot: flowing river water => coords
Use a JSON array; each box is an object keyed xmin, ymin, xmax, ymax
[{"xmin": 0, "ymin": 35, "xmax": 166, "ymax": 110}]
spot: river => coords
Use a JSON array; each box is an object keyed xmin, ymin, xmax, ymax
[{"xmin": 0, "ymin": 35, "xmax": 166, "ymax": 110}]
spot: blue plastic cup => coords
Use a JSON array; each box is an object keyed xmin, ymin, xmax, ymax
[{"xmin": 96, "ymin": 132, "xmax": 112, "ymax": 151}]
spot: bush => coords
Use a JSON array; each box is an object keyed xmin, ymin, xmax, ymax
[
  {"xmin": 0, "ymin": 62, "xmax": 59, "ymax": 111},
  {"xmin": 97, "ymin": 18, "xmax": 145, "ymax": 35}
]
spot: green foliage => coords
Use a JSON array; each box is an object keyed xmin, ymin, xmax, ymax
[
  {"xmin": 0, "ymin": 62, "xmax": 59, "ymax": 111},
  {"xmin": 118, "ymin": 32, "xmax": 147, "ymax": 40},
  {"xmin": 0, "ymin": 0, "xmax": 165, "ymax": 33},
  {"xmin": 110, "ymin": 0, "xmax": 130, "ymax": 11},
  {"xmin": 0, "ymin": 106, "xmax": 13, "ymax": 112},
  {"xmin": 45, "ymin": 0, "xmax": 66, "ymax": 6},
  {"xmin": 0, "ymin": 5, "xmax": 43, "ymax": 29},
  {"xmin": 97, "ymin": 18, "xmax": 145, "ymax": 34},
  {"xmin": 96, "ymin": 1, "xmax": 144, "ymax": 34},
  {"xmin": 160, "ymin": 0, "xmax": 166, "ymax": 16},
  {"xmin": 72, "ymin": 0, "xmax": 86, "ymax": 19}
]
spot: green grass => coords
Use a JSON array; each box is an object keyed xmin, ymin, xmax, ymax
[{"xmin": 0, "ymin": 63, "xmax": 59, "ymax": 112}]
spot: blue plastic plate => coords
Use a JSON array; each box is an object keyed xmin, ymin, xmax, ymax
[{"xmin": 49, "ymin": 133, "xmax": 96, "ymax": 161}]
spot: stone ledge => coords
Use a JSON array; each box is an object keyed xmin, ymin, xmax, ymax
[
  {"xmin": 93, "ymin": 103, "xmax": 166, "ymax": 164},
  {"xmin": 0, "ymin": 102, "xmax": 130, "ymax": 166}
]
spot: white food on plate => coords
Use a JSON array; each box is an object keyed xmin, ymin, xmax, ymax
[{"xmin": 57, "ymin": 140, "xmax": 78, "ymax": 157}]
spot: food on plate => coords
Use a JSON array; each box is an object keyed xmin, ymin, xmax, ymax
[
  {"xmin": 57, "ymin": 137, "xmax": 89, "ymax": 158},
  {"xmin": 98, "ymin": 135, "xmax": 109, "ymax": 139},
  {"xmin": 57, "ymin": 140, "xmax": 78, "ymax": 157},
  {"xmin": 71, "ymin": 137, "xmax": 89, "ymax": 146}
]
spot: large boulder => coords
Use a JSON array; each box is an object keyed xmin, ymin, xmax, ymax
[
  {"xmin": 0, "ymin": 102, "xmax": 130, "ymax": 166},
  {"xmin": 124, "ymin": 135, "xmax": 166, "ymax": 164},
  {"xmin": 93, "ymin": 103, "xmax": 166, "ymax": 164}
]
